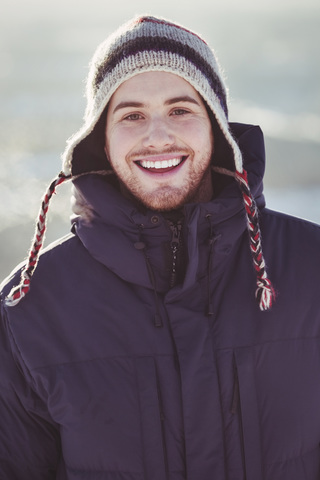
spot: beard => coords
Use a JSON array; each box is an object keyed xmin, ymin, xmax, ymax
[{"xmin": 118, "ymin": 158, "xmax": 213, "ymax": 211}]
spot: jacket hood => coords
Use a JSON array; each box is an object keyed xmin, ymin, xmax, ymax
[{"xmin": 71, "ymin": 123, "xmax": 266, "ymax": 294}]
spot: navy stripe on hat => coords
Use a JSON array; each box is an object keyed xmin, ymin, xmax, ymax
[{"xmin": 94, "ymin": 36, "xmax": 228, "ymax": 116}]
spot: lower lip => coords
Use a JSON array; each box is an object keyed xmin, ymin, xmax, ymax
[{"xmin": 136, "ymin": 157, "xmax": 187, "ymax": 176}]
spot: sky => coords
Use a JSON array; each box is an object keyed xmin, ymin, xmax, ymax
[{"xmin": 0, "ymin": 0, "xmax": 319, "ymax": 276}]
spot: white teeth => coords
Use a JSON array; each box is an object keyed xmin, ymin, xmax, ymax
[{"xmin": 139, "ymin": 157, "xmax": 183, "ymax": 169}]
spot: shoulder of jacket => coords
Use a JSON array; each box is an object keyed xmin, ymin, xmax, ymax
[
  {"xmin": 0, "ymin": 233, "xmax": 81, "ymax": 298},
  {"xmin": 260, "ymin": 208, "xmax": 320, "ymax": 268},
  {"xmin": 261, "ymin": 208, "xmax": 320, "ymax": 233}
]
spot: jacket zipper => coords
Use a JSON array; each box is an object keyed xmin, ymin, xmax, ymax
[{"xmin": 169, "ymin": 221, "xmax": 183, "ymax": 288}]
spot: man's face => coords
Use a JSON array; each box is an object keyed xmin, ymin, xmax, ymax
[{"xmin": 105, "ymin": 71, "xmax": 214, "ymax": 211}]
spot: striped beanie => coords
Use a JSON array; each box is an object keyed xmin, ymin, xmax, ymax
[
  {"xmin": 5, "ymin": 15, "xmax": 275, "ymax": 310},
  {"xmin": 62, "ymin": 14, "xmax": 242, "ymax": 177}
]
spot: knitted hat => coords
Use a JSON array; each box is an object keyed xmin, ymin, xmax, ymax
[{"xmin": 5, "ymin": 15, "xmax": 275, "ymax": 310}]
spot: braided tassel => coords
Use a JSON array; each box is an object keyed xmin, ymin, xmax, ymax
[
  {"xmin": 236, "ymin": 169, "xmax": 276, "ymax": 311},
  {"xmin": 5, "ymin": 172, "xmax": 71, "ymax": 307}
]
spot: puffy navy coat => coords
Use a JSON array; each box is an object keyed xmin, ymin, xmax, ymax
[{"xmin": 1, "ymin": 124, "xmax": 320, "ymax": 479}]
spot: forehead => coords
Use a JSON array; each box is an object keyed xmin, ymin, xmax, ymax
[{"xmin": 108, "ymin": 71, "xmax": 204, "ymax": 107}]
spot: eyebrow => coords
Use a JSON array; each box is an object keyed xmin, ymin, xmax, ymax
[
  {"xmin": 165, "ymin": 95, "xmax": 201, "ymax": 107},
  {"xmin": 112, "ymin": 101, "xmax": 145, "ymax": 114},
  {"xmin": 112, "ymin": 95, "xmax": 201, "ymax": 114}
]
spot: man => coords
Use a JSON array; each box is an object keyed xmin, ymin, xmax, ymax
[{"xmin": 0, "ymin": 15, "xmax": 319, "ymax": 480}]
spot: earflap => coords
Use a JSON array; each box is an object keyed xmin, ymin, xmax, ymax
[
  {"xmin": 5, "ymin": 173, "xmax": 71, "ymax": 307},
  {"xmin": 71, "ymin": 108, "xmax": 111, "ymax": 177},
  {"xmin": 235, "ymin": 169, "xmax": 276, "ymax": 311},
  {"xmin": 207, "ymin": 107, "xmax": 276, "ymax": 311}
]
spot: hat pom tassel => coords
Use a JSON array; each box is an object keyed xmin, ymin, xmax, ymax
[
  {"xmin": 256, "ymin": 277, "xmax": 276, "ymax": 311},
  {"xmin": 5, "ymin": 273, "xmax": 31, "ymax": 307}
]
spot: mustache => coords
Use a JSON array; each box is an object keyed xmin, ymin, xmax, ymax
[{"xmin": 127, "ymin": 146, "xmax": 192, "ymax": 160}]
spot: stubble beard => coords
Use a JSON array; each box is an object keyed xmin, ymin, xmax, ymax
[{"xmin": 118, "ymin": 152, "xmax": 214, "ymax": 212}]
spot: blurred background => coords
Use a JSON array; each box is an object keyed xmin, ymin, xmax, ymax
[{"xmin": 0, "ymin": 0, "xmax": 319, "ymax": 279}]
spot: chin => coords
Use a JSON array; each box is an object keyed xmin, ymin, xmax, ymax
[{"xmin": 138, "ymin": 190, "xmax": 186, "ymax": 212}]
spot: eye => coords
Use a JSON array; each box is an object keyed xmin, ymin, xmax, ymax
[
  {"xmin": 123, "ymin": 113, "xmax": 143, "ymax": 121},
  {"xmin": 171, "ymin": 108, "xmax": 190, "ymax": 116}
]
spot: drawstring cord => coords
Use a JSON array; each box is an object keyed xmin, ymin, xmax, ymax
[
  {"xmin": 134, "ymin": 225, "xmax": 162, "ymax": 328},
  {"xmin": 231, "ymin": 357, "xmax": 240, "ymax": 415},
  {"xmin": 205, "ymin": 214, "xmax": 221, "ymax": 317},
  {"xmin": 206, "ymin": 214, "xmax": 215, "ymax": 316},
  {"xmin": 5, "ymin": 172, "xmax": 71, "ymax": 307}
]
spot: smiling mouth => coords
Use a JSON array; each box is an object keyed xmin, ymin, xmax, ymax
[{"xmin": 136, "ymin": 156, "xmax": 187, "ymax": 172}]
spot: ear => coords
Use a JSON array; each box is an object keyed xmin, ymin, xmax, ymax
[{"xmin": 104, "ymin": 144, "xmax": 109, "ymax": 159}]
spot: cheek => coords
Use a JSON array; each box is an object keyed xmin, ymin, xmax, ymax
[
  {"xmin": 106, "ymin": 126, "xmax": 137, "ymax": 160},
  {"xmin": 178, "ymin": 120, "xmax": 213, "ymax": 150},
  {"xmin": 193, "ymin": 134, "xmax": 214, "ymax": 161},
  {"xmin": 201, "ymin": 126, "xmax": 214, "ymax": 157}
]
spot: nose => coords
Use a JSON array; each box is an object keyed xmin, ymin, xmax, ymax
[{"xmin": 142, "ymin": 116, "xmax": 175, "ymax": 149}]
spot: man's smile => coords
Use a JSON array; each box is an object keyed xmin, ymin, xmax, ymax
[{"xmin": 135, "ymin": 155, "xmax": 188, "ymax": 173}]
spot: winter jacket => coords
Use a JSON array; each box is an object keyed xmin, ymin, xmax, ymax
[{"xmin": 1, "ymin": 123, "xmax": 320, "ymax": 480}]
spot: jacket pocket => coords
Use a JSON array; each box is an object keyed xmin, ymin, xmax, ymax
[
  {"xmin": 234, "ymin": 339, "xmax": 320, "ymax": 480},
  {"xmin": 135, "ymin": 356, "xmax": 168, "ymax": 480},
  {"xmin": 233, "ymin": 348, "xmax": 264, "ymax": 480}
]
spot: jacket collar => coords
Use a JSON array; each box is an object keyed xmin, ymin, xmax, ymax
[{"xmin": 72, "ymin": 123, "xmax": 266, "ymax": 292}]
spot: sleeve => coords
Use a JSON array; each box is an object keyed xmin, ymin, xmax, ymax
[{"xmin": 0, "ymin": 305, "xmax": 61, "ymax": 479}]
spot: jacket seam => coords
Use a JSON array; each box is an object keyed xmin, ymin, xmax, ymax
[
  {"xmin": 252, "ymin": 349, "xmax": 265, "ymax": 479},
  {"xmin": 66, "ymin": 465, "xmax": 141, "ymax": 474},
  {"xmin": 216, "ymin": 335, "xmax": 320, "ymax": 352},
  {"xmin": 2, "ymin": 308, "xmax": 37, "ymax": 389},
  {"xmin": 265, "ymin": 444, "xmax": 320, "ymax": 467},
  {"xmin": 31, "ymin": 353, "xmax": 176, "ymax": 373}
]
